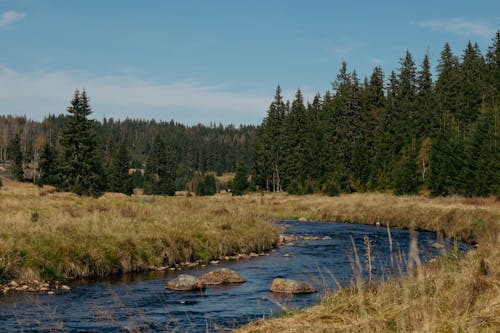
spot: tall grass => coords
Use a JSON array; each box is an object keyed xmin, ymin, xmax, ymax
[
  {"xmin": 236, "ymin": 194, "xmax": 500, "ymax": 332},
  {"xmin": 1, "ymin": 181, "xmax": 499, "ymax": 331},
  {"xmin": 0, "ymin": 181, "xmax": 279, "ymax": 283}
]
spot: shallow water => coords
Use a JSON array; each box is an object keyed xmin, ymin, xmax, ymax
[{"xmin": 0, "ymin": 221, "xmax": 465, "ymax": 332}]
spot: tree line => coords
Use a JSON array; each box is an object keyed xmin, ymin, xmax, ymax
[
  {"xmin": 1, "ymin": 33, "xmax": 498, "ymax": 197},
  {"xmin": 253, "ymin": 33, "xmax": 499, "ymax": 197},
  {"xmin": 0, "ymin": 97, "xmax": 255, "ymax": 195}
]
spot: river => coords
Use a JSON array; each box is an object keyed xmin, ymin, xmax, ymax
[{"xmin": 0, "ymin": 220, "xmax": 465, "ymax": 332}]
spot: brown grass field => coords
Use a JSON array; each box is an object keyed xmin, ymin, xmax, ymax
[{"xmin": 0, "ymin": 180, "xmax": 499, "ymax": 332}]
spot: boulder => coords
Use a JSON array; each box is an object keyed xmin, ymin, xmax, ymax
[
  {"xmin": 297, "ymin": 217, "xmax": 308, "ymax": 222},
  {"xmin": 199, "ymin": 268, "xmax": 246, "ymax": 285},
  {"xmin": 269, "ymin": 278, "xmax": 315, "ymax": 294},
  {"xmin": 165, "ymin": 274, "xmax": 205, "ymax": 291},
  {"xmin": 431, "ymin": 242, "xmax": 446, "ymax": 249}
]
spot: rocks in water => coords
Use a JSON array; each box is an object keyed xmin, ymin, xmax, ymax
[
  {"xmin": 165, "ymin": 274, "xmax": 205, "ymax": 291},
  {"xmin": 431, "ymin": 242, "xmax": 446, "ymax": 249},
  {"xmin": 269, "ymin": 278, "xmax": 315, "ymax": 294},
  {"xmin": 199, "ymin": 268, "xmax": 245, "ymax": 285},
  {"xmin": 279, "ymin": 234, "xmax": 297, "ymax": 243},
  {"xmin": 297, "ymin": 217, "xmax": 308, "ymax": 222},
  {"xmin": 301, "ymin": 236, "xmax": 322, "ymax": 241}
]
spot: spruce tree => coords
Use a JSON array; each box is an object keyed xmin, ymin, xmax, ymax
[
  {"xmin": 7, "ymin": 134, "xmax": 23, "ymax": 181},
  {"xmin": 37, "ymin": 142, "xmax": 58, "ymax": 186},
  {"xmin": 458, "ymin": 42, "xmax": 486, "ymax": 125},
  {"xmin": 436, "ymin": 43, "xmax": 461, "ymax": 119},
  {"xmin": 58, "ymin": 90, "xmax": 106, "ymax": 196},
  {"xmin": 143, "ymin": 135, "xmax": 176, "ymax": 195},
  {"xmin": 416, "ymin": 54, "xmax": 437, "ymax": 137},
  {"xmin": 196, "ymin": 174, "xmax": 217, "ymax": 196},
  {"xmin": 486, "ymin": 31, "xmax": 500, "ymax": 106},
  {"xmin": 232, "ymin": 161, "xmax": 249, "ymax": 196},
  {"xmin": 109, "ymin": 143, "xmax": 134, "ymax": 195},
  {"xmin": 253, "ymin": 85, "xmax": 286, "ymax": 191},
  {"xmin": 392, "ymin": 147, "xmax": 419, "ymax": 195}
]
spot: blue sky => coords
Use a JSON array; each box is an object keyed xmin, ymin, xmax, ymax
[{"xmin": 0, "ymin": 1, "xmax": 498, "ymax": 125}]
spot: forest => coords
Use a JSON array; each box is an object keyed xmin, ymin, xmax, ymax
[
  {"xmin": 0, "ymin": 33, "xmax": 498, "ymax": 198},
  {"xmin": 254, "ymin": 34, "xmax": 499, "ymax": 197}
]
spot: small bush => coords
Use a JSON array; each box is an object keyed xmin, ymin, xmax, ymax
[{"xmin": 30, "ymin": 210, "xmax": 39, "ymax": 222}]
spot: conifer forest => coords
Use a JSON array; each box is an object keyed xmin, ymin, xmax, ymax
[{"xmin": 0, "ymin": 35, "xmax": 499, "ymax": 198}]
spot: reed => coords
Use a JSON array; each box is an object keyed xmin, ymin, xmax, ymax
[{"xmin": 1, "ymin": 181, "xmax": 499, "ymax": 332}]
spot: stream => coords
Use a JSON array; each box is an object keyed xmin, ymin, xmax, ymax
[{"xmin": 0, "ymin": 220, "xmax": 466, "ymax": 332}]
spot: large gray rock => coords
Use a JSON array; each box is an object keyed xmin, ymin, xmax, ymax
[
  {"xmin": 199, "ymin": 268, "xmax": 245, "ymax": 285},
  {"xmin": 165, "ymin": 274, "xmax": 205, "ymax": 291},
  {"xmin": 269, "ymin": 278, "xmax": 315, "ymax": 294}
]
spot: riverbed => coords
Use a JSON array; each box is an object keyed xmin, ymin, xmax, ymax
[{"xmin": 0, "ymin": 220, "xmax": 464, "ymax": 332}]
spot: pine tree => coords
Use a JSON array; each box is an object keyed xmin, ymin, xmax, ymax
[
  {"xmin": 462, "ymin": 108, "xmax": 499, "ymax": 196},
  {"xmin": 428, "ymin": 126, "xmax": 465, "ymax": 196},
  {"xmin": 143, "ymin": 135, "xmax": 176, "ymax": 195},
  {"xmin": 57, "ymin": 90, "xmax": 106, "ymax": 196},
  {"xmin": 232, "ymin": 160, "xmax": 249, "ymax": 196},
  {"xmin": 458, "ymin": 42, "xmax": 486, "ymax": 125},
  {"xmin": 37, "ymin": 143, "xmax": 58, "ymax": 186},
  {"xmin": 392, "ymin": 146, "xmax": 419, "ymax": 195},
  {"xmin": 196, "ymin": 174, "xmax": 217, "ymax": 196},
  {"xmin": 416, "ymin": 54, "xmax": 437, "ymax": 137},
  {"xmin": 436, "ymin": 43, "xmax": 461, "ymax": 120},
  {"xmin": 282, "ymin": 89, "xmax": 308, "ymax": 190},
  {"xmin": 7, "ymin": 133, "xmax": 23, "ymax": 181},
  {"xmin": 486, "ymin": 31, "xmax": 500, "ymax": 108},
  {"xmin": 109, "ymin": 143, "xmax": 134, "ymax": 195},
  {"xmin": 253, "ymin": 85, "xmax": 286, "ymax": 191}
]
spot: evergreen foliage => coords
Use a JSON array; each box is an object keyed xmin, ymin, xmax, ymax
[
  {"xmin": 57, "ymin": 90, "xmax": 106, "ymax": 197},
  {"xmin": 392, "ymin": 147, "xmax": 420, "ymax": 195},
  {"xmin": 196, "ymin": 174, "xmax": 217, "ymax": 196},
  {"xmin": 37, "ymin": 143, "xmax": 58, "ymax": 187},
  {"xmin": 232, "ymin": 161, "xmax": 249, "ymax": 196},
  {"xmin": 143, "ymin": 135, "xmax": 176, "ymax": 196},
  {"xmin": 253, "ymin": 35, "xmax": 499, "ymax": 197},
  {"xmin": 109, "ymin": 143, "xmax": 134, "ymax": 195},
  {"xmin": 7, "ymin": 134, "xmax": 23, "ymax": 181},
  {"xmin": 1, "ymin": 34, "xmax": 498, "ymax": 198}
]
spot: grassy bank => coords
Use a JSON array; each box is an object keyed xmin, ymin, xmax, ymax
[
  {"xmin": 235, "ymin": 195, "xmax": 500, "ymax": 332},
  {"xmin": 0, "ymin": 181, "xmax": 280, "ymax": 283},
  {"xmin": 1, "ymin": 181, "xmax": 499, "ymax": 331}
]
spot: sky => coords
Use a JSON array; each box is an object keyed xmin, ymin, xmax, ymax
[{"xmin": 0, "ymin": 1, "xmax": 499, "ymax": 125}]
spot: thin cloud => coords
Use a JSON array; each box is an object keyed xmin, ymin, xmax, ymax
[
  {"xmin": 0, "ymin": 66, "xmax": 269, "ymax": 124},
  {"xmin": 0, "ymin": 11, "xmax": 26, "ymax": 27},
  {"xmin": 415, "ymin": 18, "xmax": 496, "ymax": 40}
]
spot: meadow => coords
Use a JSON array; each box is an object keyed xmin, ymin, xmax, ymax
[{"xmin": 0, "ymin": 180, "xmax": 499, "ymax": 331}]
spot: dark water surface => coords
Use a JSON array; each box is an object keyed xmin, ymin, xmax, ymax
[{"xmin": 0, "ymin": 221, "xmax": 464, "ymax": 332}]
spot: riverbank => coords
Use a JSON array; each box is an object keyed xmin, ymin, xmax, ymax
[
  {"xmin": 1, "ymin": 181, "xmax": 498, "ymax": 331},
  {"xmin": 236, "ymin": 195, "xmax": 499, "ymax": 332},
  {"xmin": 0, "ymin": 181, "xmax": 281, "ymax": 286}
]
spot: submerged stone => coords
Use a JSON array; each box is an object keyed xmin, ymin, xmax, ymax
[
  {"xmin": 269, "ymin": 278, "xmax": 315, "ymax": 294},
  {"xmin": 165, "ymin": 274, "xmax": 205, "ymax": 291},
  {"xmin": 199, "ymin": 268, "xmax": 246, "ymax": 285}
]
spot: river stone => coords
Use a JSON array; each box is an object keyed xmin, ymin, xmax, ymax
[
  {"xmin": 165, "ymin": 274, "xmax": 205, "ymax": 291},
  {"xmin": 269, "ymin": 278, "xmax": 315, "ymax": 294},
  {"xmin": 298, "ymin": 217, "xmax": 308, "ymax": 222},
  {"xmin": 199, "ymin": 268, "xmax": 246, "ymax": 285},
  {"xmin": 431, "ymin": 242, "xmax": 446, "ymax": 249}
]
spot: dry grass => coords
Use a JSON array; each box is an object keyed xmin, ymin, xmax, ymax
[
  {"xmin": 0, "ymin": 181, "xmax": 280, "ymax": 283},
  {"xmin": 234, "ymin": 194, "xmax": 500, "ymax": 333},
  {"xmin": 1, "ymin": 181, "xmax": 499, "ymax": 332}
]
